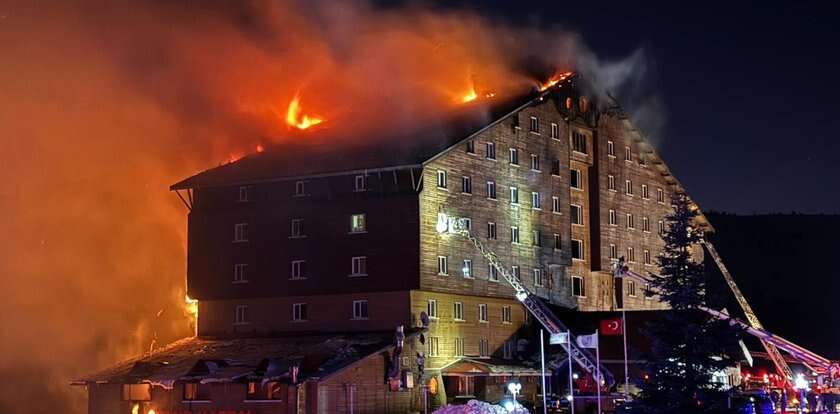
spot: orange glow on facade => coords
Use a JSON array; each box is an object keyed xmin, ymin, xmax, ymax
[{"xmin": 286, "ymin": 93, "xmax": 323, "ymax": 130}]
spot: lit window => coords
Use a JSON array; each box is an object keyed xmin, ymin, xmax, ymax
[
  {"xmin": 485, "ymin": 142, "xmax": 496, "ymax": 160},
  {"xmin": 571, "ymin": 239, "xmax": 584, "ymax": 260},
  {"xmin": 572, "ymin": 276, "xmax": 585, "ymax": 297},
  {"xmin": 552, "ymin": 196, "xmax": 561, "ymax": 213},
  {"xmin": 352, "ymin": 300, "xmax": 369, "ymax": 320},
  {"xmin": 531, "ymin": 192, "xmax": 541, "ymax": 209},
  {"xmin": 234, "ymin": 223, "xmax": 248, "ymax": 242},
  {"xmin": 534, "ymin": 268, "xmax": 544, "ymax": 286},
  {"xmin": 429, "ymin": 337, "xmax": 440, "ymax": 357},
  {"xmin": 462, "ymin": 259, "xmax": 473, "ymax": 279},
  {"xmin": 354, "ymin": 175, "xmax": 367, "ymax": 192},
  {"xmin": 609, "ymin": 209, "xmax": 617, "ymax": 226},
  {"xmin": 627, "ymin": 246, "xmax": 636, "ymax": 262},
  {"xmin": 461, "ymin": 176, "xmax": 472, "ymax": 194},
  {"xmin": 478, "ymin": 304, "xmax": 488, "ymax": 322},
  {"xmin": 530, "ymin": 116, "xmax": 539, "ymax": 133},
  {"xmin": 551, "ymin": 159, "xmax": 561, "ymax": 176},
  {"xmin": 292, "ymin": 303, "xmax": 308, "ymax": 321},
  {"xmin": 608, "ymin": 175, "xmax": 616, "ymax": 191},
  {"xmin": 511, "ymin": 266, "xmax": 520, "ymax": 281},
  {"xmin": 509, "ymin": 148, "xmax": 519, "ymax": 165},
  {"xmin": 510, "ymin": 187, "xmax": 519, "ymax": 204},
  {"xmin": 233, "ymin": 263, "xmax": 248, "ymax": 283},
  {"xmin": 657, "ymin": 188, "xmax": 666, "ymax": 203},
  {"xmin": 479, "ymin": 338, "xmax": 489, "ymax": 357},
  {"xmin": 294, "ymin": 181, "xmax": 306, "ymax": 196},
  {"xmin": 351, "ymin": 256, "xmax": 367, "ymax": 276},
  {"xmin": 625, "ymin": 179, "xmax": 634, "ymax": 196},
  {"xmin": 644, "ymin": 249, "xmax": 652, "ymax": 265},
  {"xmin": 643, "ymin": 216, "xmax": 651, "ymax": 232},
  {"xmin": 290, "ymin": 218, "xmax": 304, "ymax": 238},
  {"xmin": 510, "ymin": 226, "xmax": 520, "ymax": 244},
  {"xmin": 453, "ymin": 302, "xmax": 464, "ymax": 321},
  {"xmin": 553, "ymin": 233, "xmax": 561, "ymax": 250},
  {"xmin": 427, "ymin": 299, "xmax": 438, "ymax": 318},
  {"xmin": 455, "ymin": 337, "xmax": 465, "ymax": 357},
  {"xmin": 550, "ymin": 123, "xmax": 559, "ymax": 139},
  {"xmin": 570, "ymin": 169, "xmax": 582, "ymax": 189},
  {"xmin": 486, "ymin": 181, "xmax": 497, "ymax": 199},
  {"xmin": 641, "ymin": 184, "xmax": 649, "ymax": 199},
  {"xmin": 436, "ymin": 170, "xmax": 447, "ymax": 188},
  {"xmin": 607, "ymin": 140, "xmax": 615, "ymax": 157},
  {"xmin": 238, "ymin": 186, "xmax": 252, "ymax": 202},
  {"xmin": 571, "ymin": 131, "xmax": 588, "ymax": 154},
  {"xmin": 350, "ymin": 213, "xmax": 366, "ymax": 233},
  {"xmin": 626, "ymin": 213, "xmax": 635, "ymax": 229},
  {"xmin": 234, "ymin": 305, "xmax": 248, "ymax": 325},
  {"xmin": 624, "ymin": 146, "xmax": 632, "ymax": 162},
  {"xmin": 502, "ymin": 305, "xmax": 512, "ymax": 323},
  {"xmin": 466, "ymin": 140, "xmax": 475, "ymax": 154},
  {"xmin": 609, "ymin": 244, "xmax": 617, "ymax": 260},
  {"xmin": 627, "ymin": 280, "xmax": 637, "ymax": 297},
  {"xmin": 532, "ymin": 229, "xmax": 542, "ymax": 247},
  {"xmin": 571, "ymin": 204, "xmax": 583, "ymax": 225},
  {"xmin": 291, "ymin": 260, "xmax": 306, "ymax": 280},
  {"xmin": 437, "ymin": 256, "xmax": 448, "ymax": 275},
  {"xmin": 487, "ymin": 222, "xmax": 497, "ymax": 239}
]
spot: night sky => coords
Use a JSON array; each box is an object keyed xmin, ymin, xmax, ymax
[{"xmin": 446, "ymin": 0, "xmax": 840, "ymax": 214}]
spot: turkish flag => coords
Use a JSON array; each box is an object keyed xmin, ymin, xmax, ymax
[{"xmin": 600, "ymin": 317, "xmax": 623, "ymax": 336}]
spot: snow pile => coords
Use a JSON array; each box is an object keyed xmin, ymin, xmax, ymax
[{"xmin": 432, "ymin": 399, "xmax": 529, "ymax": 414}]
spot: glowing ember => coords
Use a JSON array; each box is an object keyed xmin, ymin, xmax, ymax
[
  {"xmin": 539, "ymin": 71, "xmax": 574, "ymax": 91},
  {"xmin": 256, "ymin": 144, "xmax": 264, "ymax": 153},
  {"xmin": 286, "ymin": 93, "xmax": 323, "ymax": 130}
]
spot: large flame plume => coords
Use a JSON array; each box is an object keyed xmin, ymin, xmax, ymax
[{"xmin": 286, "ymin": 93, "xmax": 324, "ymax": 130}]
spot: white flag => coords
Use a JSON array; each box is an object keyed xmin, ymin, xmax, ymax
[
  {"xmin": 549, "ymin": 332, "xmax": 569, "ymax": 345},
  {"xmin": 576, "ymin": 333, "xmax": 598, "ymax": 349}
]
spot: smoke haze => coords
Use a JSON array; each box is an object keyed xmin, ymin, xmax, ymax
[{"xmin": 0, "ymin": 1, "xmax": 656, "ymax": 412}]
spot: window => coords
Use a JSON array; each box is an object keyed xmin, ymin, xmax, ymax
[
  {"xmin": 626, "ymin": 213, "xmax": 635, "ymax": 229},
  {"xmin": 184, "ymin": 383, "xmax": 211, "ymax": 401},
  {"xmin": 509, "ymin": 187, "xmax": 519, "ymax": 204},
  {"xmin": 478, "ymin": 304, "xmax": 488, "ymax": 322},
  {"xmin": 572, "ymin": 276, "xmax": 585, "ymax": 297},
  {"xmin": 509, "ymin": 148, "xmax": 519, "ymax": 165},
  {"xmin": 350, "ymin": 213, "xmax": 366, "ymax": 233},
  {"xmin": 436, "ymin": 170, "xmax": 447, "ymax": 188},
  {"xmin": 351, "ymin": 256, "xmax": 367, "ymax": 276},
  {"xmin": 486, "ymin": 181, "xmax": 497, "ymax": 199},
  {"xmin": 502, "ymin": 305, "xmax": 512, "ymax": 323},
  {"xmin": 534, "ymin": 268, "xmax": 544, "ymax": 286},
  {"xmin": 530, "ymin": 154, "xmax": 540, "ymax": 171},
  {"xmin": 234, "ymin": 263, "xmax": 247, "ymax": 283},
  {"xmin": 461, "ymin": 176, "xmax": 472, "ymax": 194},
  {"xmin": 657, "ymin": 188, "xmax": 666, "ymax": 203},
  {"xmin": 644, "ymin": 283, "xmax": 655, "ymax": 298},
  {"xmin": 658, "ymin": 220, "xmax": 666, "ymax": 235},
  {"xmin": 291, "ymin": 260, "xmax": 306, "ymax": 280},
  {"xmin": 641, "ymin": 184, "xmax": 649, "ymax": 199},
  {"xmin": 531, "ymin": 192, "xmax": 541, "ymax": 209},
  {"xmin": 290, "ymin": 218, "xmax": 304, "ymax": 238},
  {"xmin": 532, "ymin": 229, "xmax": 542, "ymax": 247},
  {"xmin": 609, "ymin": 209, "xmax": 617, "ymax": 226},
  {"xmin": 627, "ymin": 280, "xmax": 637, "ymax": 297},
  {"xmin": 607, "ymin": 140, "xmax": 615, "ymax": 157},
  {"xmin": 347, "ymin": 174, "xmax": 364, "ymax": 193},
  {"xmin": 122, "ymin": 384, "xmax": 152, "ymax": 401},
  {"xmin": 551, "ymin": 159, "xmax": 561, "ymax": 176},
  {"xmin": 246, "ymin": 382, "xmax": 284, "ymax": 401},
  {"xmin": 479, "ymin": 338, "xmax": 489, "ymax": 357},
  {"xmin": 485, "ymin": 142, "xmax": 496, "ymax": 160},
  {"xmin": 643, "ymin": 216, "xmax": 651, "ymax": 232},
  {"xmin": 627, "ymin": 246, "xmax": 636, "ymax": 262},
  {"xmin": 625, "ymin": 179, "xmax": 634, "ymax": 196},
  {"xmin": 553, "ymin": 233, "xmax": 561, "ymax": 250},
  {"xmin": 608, "ymin": 175, "xmax": 616, "ymax": 191},
  {"xmin": 466, "ymin": 140, "xmax": 475, "ymax": 154},
  {"xmin": 571, "ymin": 204, "xmax": 583, "ymax": 225},
  {"xmin": 294, "ymin": 181, "xmax": 306, "ymax": 196},
  {"xmin": 571, "ymin": 239, "xmax": 584, "ymax": 260},
  {"xmin": 624, "ymin": 145, "xmax": 632, "ymax": 162},
  {"xmin": 644, "ymin": 249, "xmax": 652, "ymax": 265},
  {"xmin": 437, "ymin": 256, "xmax": 448, "ymax": 275},
  {"xmin": 234, "ymin": 305, "xmax": 248, "ymax": 325},
  {"xmin": 427, "ymin": 299, "xmax": 438, "ymax": 318},
  {"xmin": 570, "ymin": 169, "xmax": 582, "ymax": 189},
  {"xmin": 530, "ymin": 116, "xmax": 539, "ymax": 133},
  {"xmin": 487, "ymin": 222, "xmax": 497, "ymax": 239},
  {"xmin": 510, "ymin": 226, "xmax": 520, "ymax": 244},
  {"xmin": 292, "ymin": 303, "xmax": 308, "ymax": 321},
  {"xmin": 234, "ymin": 223, "xmax": 248, "ymax": 242},
  {"xmin": 488, "ymin": 265, "xmax": 498, "ymax": 282},
  {"xmin": 463, "ymin": 218, "xmax": 472, "ymax": 231},
  {"xmin": 352, "ymin": 300, "xmax": 369, "ymax": 320},
  {"xmin": 550, "ymin": 122, "xmax": 559, "ymax": 139},
  {"xmin": 571, "ymin": 131, "xmax": 588, "ymax": 154},
  {"xmin": 503, "ymin": 340, "xmax": 514, "ymax": 359},
  {"xmin": 552, "ymin": 196, "xmax": 561, "ymax": 214},
  {"xmin": 512, "ymin": 114, "xmax": 520, "ymax": 129},
  {"xmin": 429, "ymin": 337, "xmax": 440, "ymax": 357},
  {"xmin": 462, "ymin": 259, "xmax": 473, "ymax": 278},
  {"xmin": 454, "ymin": 338, "xmax": 465, "ymax": 357},
  {"xmin": 609, "ymin": 244, "xmax": 618, "ymax": 260},
  {"xmin": 238, "ymin": 186, "xmax": 252, "ymax": 202},
  {"xmin": 511, "ymin": 265, "xmax": 521, "ymax": 281},
  {"xmin": 453, "ymin": 302, "xmax": 464, "ymax": 321}
]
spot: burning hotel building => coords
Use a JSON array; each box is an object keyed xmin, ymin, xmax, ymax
[{"xmin": 75, "ymin": 75, "xmax": 710, "ymax": 413}]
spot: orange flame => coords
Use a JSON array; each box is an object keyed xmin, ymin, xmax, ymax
[
  {"xmin": 539, "ymin": 71, "xmax": 574, "ymax": 91},
  {"xmin": 286, "ymin": 93, "xmax": 323, "ymax": 130}
]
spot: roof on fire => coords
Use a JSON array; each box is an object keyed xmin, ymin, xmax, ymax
[{"xmin": 72, "ymin": 330, "xmax": 419, "ymax": 387}]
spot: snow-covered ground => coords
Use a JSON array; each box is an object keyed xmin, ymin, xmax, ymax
[{"xmin": 432, "ymin": 399, "xmax": 530, "ymax": 414}]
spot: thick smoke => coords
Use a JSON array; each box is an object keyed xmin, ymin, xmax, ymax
[{"xmin": 0, "ymin": 1, "xmax": 654, "ymax": 412}]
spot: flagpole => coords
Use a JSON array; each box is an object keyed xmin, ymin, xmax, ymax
[
  {"xmin": 568, "ymin": 330, "xmax": 574, "ymax": 414},
  {"xmin": 540, "ymin": 329, "xmax": 547, "ymax": 414},
  {"xmin": 622, "ymin": 309, "xmax": 629, "ymax": 399},
  {"xmin": 596, "ymin": 328, "xmax": 601, "ymax": 414}
]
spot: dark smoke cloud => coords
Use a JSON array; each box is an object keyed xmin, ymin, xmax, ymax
[{"xmin": 0, "ymin": 1, "xmax": 657, "ymax": 412}]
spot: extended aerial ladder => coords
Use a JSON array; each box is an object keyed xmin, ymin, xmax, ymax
[{"xmin": 436, "ymin": 212, "xmax": 616, "ymax": 386}]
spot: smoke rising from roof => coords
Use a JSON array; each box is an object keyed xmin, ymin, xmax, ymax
[{"xmin": 0, "ymin": 1, "xmax": 658, "ymax": 412}]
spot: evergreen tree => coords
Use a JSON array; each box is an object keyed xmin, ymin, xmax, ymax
[{"xmin": 636, "ymin": 193, "xmax": 741, "ymax": 414}]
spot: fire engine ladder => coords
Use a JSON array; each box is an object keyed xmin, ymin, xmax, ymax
[
  {"xmin": 701, "ymin": 240, "xmax": 796, "ymax": 385},
  {"xmin": 437, "ymin": 213, "xmax": 615, "ymax": 386}
]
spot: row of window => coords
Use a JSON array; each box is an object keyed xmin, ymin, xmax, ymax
[
  {"xmin": 232, "ymin": 256, "xmax": 368, "ymax": 283},
  {"xmin": 437, "ymin": 171, "xmax": 577, "ymax": 214},
  {"xmin": 605, "ymin": 140, "xmax": 645, "ymax": 165},
  {"xmin": 426, "ymin": 336, "xmax": 498, "ymax": 358},
  {"xmin": 624, "ymin": 279, "xmax": 655, "ymax": 299},
  {"xmin": 233, "ymin": 213, "xmax": 367, "ymax": 242},
  {"xmin": 426, "ymin": 299, "xmax": 513, "ymax": 323},
  {"xmin": 606, "ymin": 175, "xmax": 666, "ymax": 202},
  {"xmin": 233, "ymin": 300, "xmax": 370, "ymax": 325},
  {"xmin": 607, "ymin": 244, "xmax": 655, "ymax": 266},
  {"xmin": 236, "ymin": 174, "xmax": 371, "ymax": 203},
  {"xmin": 607, "ymin": 209, "xmax": 666, "ymax": 234}
]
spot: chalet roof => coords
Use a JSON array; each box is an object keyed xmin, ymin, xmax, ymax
[{"xmin": 73, "ymin": 331, "xmax": 415, "ymax": 387}]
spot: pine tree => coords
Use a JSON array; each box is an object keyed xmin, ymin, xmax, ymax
[{"xmin": 636, "ymin": 193, "xmax": 741, "ymax": 414}]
